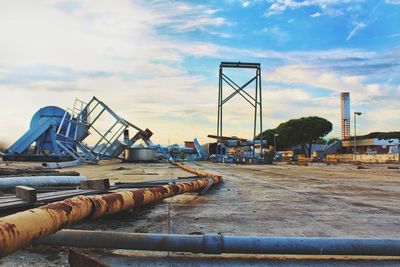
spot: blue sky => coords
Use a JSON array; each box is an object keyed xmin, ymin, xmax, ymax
[{"xmin": 0, "ymin": 0, "xmax": 399, "ymax": 145}]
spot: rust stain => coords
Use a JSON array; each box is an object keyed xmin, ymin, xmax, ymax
[
  {"xmin": 131, "ymin": 189, "xmax": 146, "ymax": 205},
  {"xmin": 69, "ymin": 249, "xmax": 111, "ymax": 267},
  {"xmin": 100, "ymin": 193, "xmax": 125, "ymax": 213},
  {"xmin": 44, "ymin": 202, "xmax": 73, "ymax": 216}
]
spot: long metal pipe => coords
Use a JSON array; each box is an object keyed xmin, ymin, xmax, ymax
[
  {"xmin": 0, "ymin": 176, "xmax": 86, "ymax": 189},
  {"xmin": 43, "ymin": 160, "xmax": 82, "ymax": 169},
  {"xmin": 0, "ymin": 162, "xmax": 222, "ymax": 257},
  {"xmin": 36, "ymin": 230, "xmax": 400, "ymax": 256}
]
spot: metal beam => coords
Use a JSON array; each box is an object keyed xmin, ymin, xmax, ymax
[
  {"xmin": 221, "ymin": 75, "xmax": 255, "ymax": 107},
  {"xmin": 216, "ymin": 62, "xmax": 263, "ymax": 162},
  {"xmin": 222, "ymin": 75, "xmax": 257, "ymax": 105},
  {"xmin": 220, "ymin": 62, "xmax": 260, "ymax": 68}
]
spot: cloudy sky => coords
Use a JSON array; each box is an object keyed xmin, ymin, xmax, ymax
[{"xmin": 0, "ymin": 0, "xmax": 399, "ymax": 146}]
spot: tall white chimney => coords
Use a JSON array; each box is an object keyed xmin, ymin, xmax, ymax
[{"xmin": 340, "ymin": 92, "xmax": 350, "ymax": 140}]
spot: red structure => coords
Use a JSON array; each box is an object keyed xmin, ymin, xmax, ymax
[{"xmin": 184, "ymin": 141, "xmax": 195, "ymax": 149}]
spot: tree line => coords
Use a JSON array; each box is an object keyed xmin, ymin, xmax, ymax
[{"xmin": 257, "ymin": 116, "xmax": 333, "ymax": 157}]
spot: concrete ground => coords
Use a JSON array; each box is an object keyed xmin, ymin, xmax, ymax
[{"xmin": 1, "ymin": 160, "xmax": 400, "ymax": 266}]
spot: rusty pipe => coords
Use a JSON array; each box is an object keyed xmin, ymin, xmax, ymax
[
  {"xmin": 0, "ymin": 196, "xmax": 93, "ymax": 257},
  {"xmin": 90, "ymin": 174, "xmax": 222, "ymax": 218},
  {"xmin": 0, "ymin": 163, "xmax": 222, "ymax": 257}
]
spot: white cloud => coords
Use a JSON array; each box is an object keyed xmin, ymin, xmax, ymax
[
  {"xmin": 265, "ymin": 64, "xmax": 392, "ymax": 101},
  {"xmin": 0, "ymin": 0, "xmax": 231, "ymax": 72},
  {"xmin": 264, "ymin": 63, "xmax": 400, "ymax": 136},
  {"xmin": 0, "ymin": 68, "xmax": 7, "ymax": 79},
  {"xmin": 385, "ymin": 0, "xmax": 400, "ymax": 4},
  {"xmin": 388, "ymin": 32, "xmax": 400, "ymax": 38},
  {"xmin": 0, "ymin": 0, "xmax": 398, "ymax": 146},
  {"xmin": 0, "ymin": 0, "xmax": 233, "ymax": 145},
  {"xmin": 310, "ymin": 12, "xmax": 321, "ymax": 17},
  {"xmin": 346, "ymin": 0, "xmax": 383, "ymax": 41},
  {"xmin": 243, "ymin": 1, "xmax": 250, "ymax": 7},
  {"xmin": 266, "ymin": 0, "xmax": 360, "ymax": 16},
  {"xmin": 259, "ymin": 26, "xmax": 289, "ymax": 43},
  {"xmin": 266, "ymin": 88, "xmax": 311, "ymax": 103}
]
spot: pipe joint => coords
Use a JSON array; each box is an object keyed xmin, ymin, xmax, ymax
[{"xmin": 203, "ymin": 234, "xmax": 223, "ymax": 254}]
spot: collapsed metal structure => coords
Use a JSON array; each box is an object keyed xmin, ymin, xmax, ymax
[
  {"xmin": 3, "ymin": 96, "xmax": 209, "ymax": 163},
  {"xmin": 3, "ymin": 97, "xmax": 152, "ymax": 163},
  {"xmin": 153, "ymin": 137, "xmax": 207, "ymax": 161},
  {"xmin": 0, "ymin": 162, "xmax": 223, "ymax": 257},
  {"xmin": 216, "ymin": 62, "xmax": 264, "ymax": 162}
]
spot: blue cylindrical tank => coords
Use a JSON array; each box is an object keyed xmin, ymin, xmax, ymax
[{"xmin": 30, "ymin": 106, "xmax": 75, "ymax": 152}]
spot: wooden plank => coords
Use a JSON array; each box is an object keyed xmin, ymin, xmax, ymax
[
  {"xmin": 80, "ymin": 179, "xmax": 110, "ymax": 190},
  {"xmin": 15, "ymin": 186, "xmax": 37, "ymax": 203}
]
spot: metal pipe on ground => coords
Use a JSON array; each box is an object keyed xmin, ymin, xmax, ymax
[
  {"xmin": 36, "ymin": 230, "xmax": 400, "ymax": 256},
  {"xmin": 42, "ymin": 160, "xmax": 83, "ymax": 169},
  {"xmin": 0, "ymin": 162, "xmax": 222, "ymax": 257},
  {"xmin": 0, "ymin": 176, "xmax": 86, "ymax": 190}
]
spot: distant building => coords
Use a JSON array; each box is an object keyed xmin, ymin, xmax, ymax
[
  {"xmin": 292, "ymin": 141, "xmax": 342, "ymax": 159},
  {"xmin": 342, "ymin": 138, "xmax": 400, "ymax": 154}
]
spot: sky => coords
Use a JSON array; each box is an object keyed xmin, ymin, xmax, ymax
[{"xmin": 0, "ymin": 0, "xmax": 399, "ymax": 146}]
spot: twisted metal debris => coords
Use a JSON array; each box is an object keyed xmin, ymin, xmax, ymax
[{"xmin": 0, "ymin": 162, "xmax": 222, "ymax": 257}]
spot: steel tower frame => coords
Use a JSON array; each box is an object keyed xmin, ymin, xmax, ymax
[{"xmin": 217, "ymin": 62, "xmax": 263, "ymax": 159}]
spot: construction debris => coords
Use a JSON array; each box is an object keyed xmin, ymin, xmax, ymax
[
  {"xmin": 0, "ymin": 162, "xmax": 223, "ymax": 257},
  {"xmin": 2, "ymin": 97, "xmax": 153, "ymax": 164},
  {"xmin": 207, "ymin": 134, "xmax": 269, "ymax": 164}
]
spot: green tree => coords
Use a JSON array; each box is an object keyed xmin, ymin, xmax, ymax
[
  {"xmin": 275, "ymin": 116, "xmax": 332, "ymax": 157},
  {"xmin": 257, "ymin": 128, "xmax": 277, "ymax": 147},
  {"xmin": 327, "ymin": 137, "xmax": 340, "ymax": 145},
  {"xmin": 314, "ymin": 138, "xmax": 327, "ymax": 145}
]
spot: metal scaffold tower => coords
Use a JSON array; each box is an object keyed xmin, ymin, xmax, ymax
[{"xmin": 217, "ymin": 62, "xmax": 263, "ymax": 160}]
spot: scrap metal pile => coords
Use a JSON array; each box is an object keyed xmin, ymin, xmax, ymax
[
  {"xmin": 2, "ymin": 96, "xmax": 207, "ymax": 164},
  {"xmin": 207, "ymin": 134, "xmax": 272, "ymax": 164}
]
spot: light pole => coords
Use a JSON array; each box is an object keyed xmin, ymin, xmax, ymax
[
  {"xmin": 353, "ymin": 112, "xmax": 362, "ymax": 154},
  {"xmin": 274, "ymin": 133, "xmax": 279, "ymax": 150}
]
